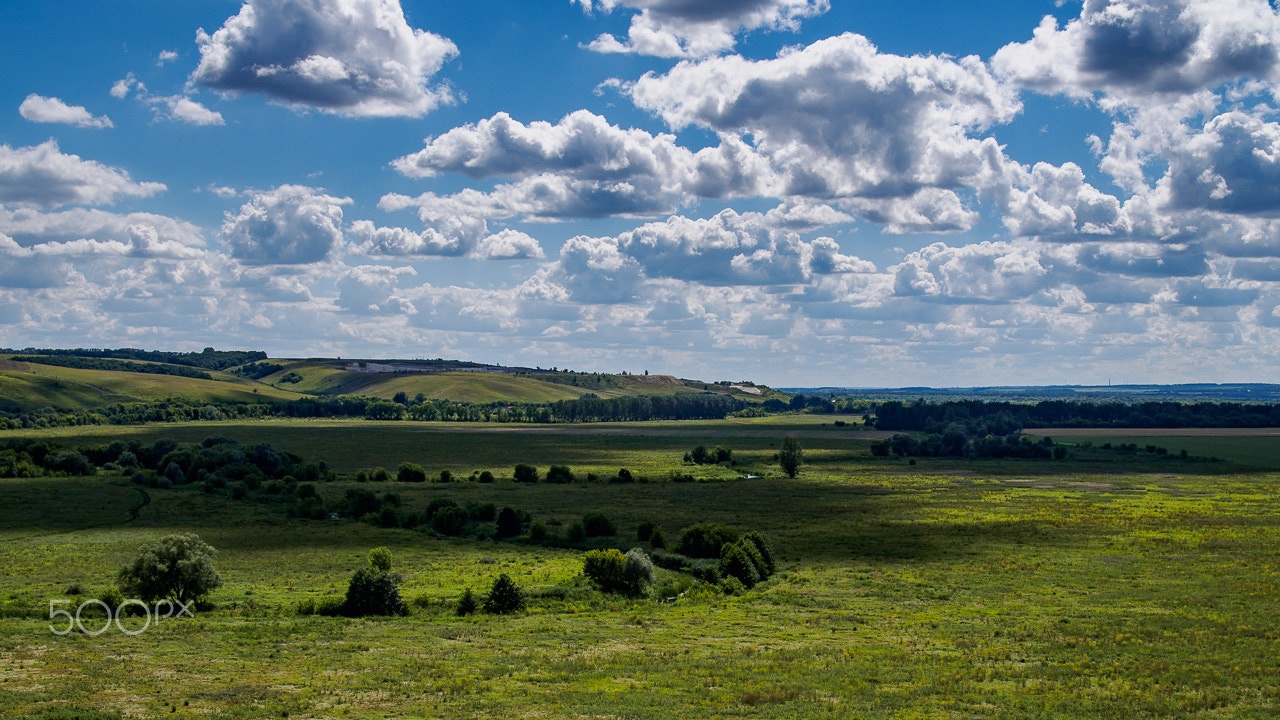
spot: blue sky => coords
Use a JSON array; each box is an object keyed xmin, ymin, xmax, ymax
[{"xmin": 3, "ymin": 0, "xmax": 1280, "ymax": 387}]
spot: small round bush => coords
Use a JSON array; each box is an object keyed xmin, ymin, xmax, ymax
[
  {"xmin": 396, "ymin": 462, "xmax": 427, "ymax": 483},
  {"xmin": 546, "ymin": 465, "xmax": 575, "ymax": 484},
  {"xmin": 582, "ymin": 513, "xmax": 616, "ymax": 537},
  {"xmin": 720, "ymin": 543, "xmax": 761, "ymax": 588},
  {"xmin": 368, "ymin": 547, "xmax": 393, "ymax": 573},
  {"xmin": 622, "ymin": 548, "xmax": 655, "ymax": 597},
  {"xmin": 495, "ymin": 507, "xmax": 522, "ymax": 539},
  {"xmin": 456, "ymin": 587, "xmax": 478, "ymax": 616},
  {"xmin": 344, "ymin": 567, "xmax": 404, "ymax": 616},
  {"xmin": 483, "ymin": 574, "xmax": 525, "ymax": 614},
  {"xmin": 582, "ymin": 549, "xmax": 627, "ymax": 592},
  {"xmin": 344, "ymin": 549, "xmax": 403, "ymax": 617}
]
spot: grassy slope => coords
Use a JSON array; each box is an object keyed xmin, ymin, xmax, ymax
[
  {"xmin": 258, "ymin": 359, "xmax": 782, "ymax": 404},
  {"xmin": 0, "ymin": 354, "xmax": 784, "ymax": 410},
  {"xmin": 271, "ymin": 365, "xmax": 589, "ymax": 403},
  {"xmin": 1, "ymin": 418, "xmax": 1279, "ymax": 717},
  {"xmin": 0, "ymin": 359, "xmax": 306, "ymax": 411}
]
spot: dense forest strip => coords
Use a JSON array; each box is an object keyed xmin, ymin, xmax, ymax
[
  {"xmin": 2, "ymin": 347, "xmax": 265, "ymax": 370},
  {"xmin": 873, "ymin": 399, "xmax": 1280, "ymax": 431},
  {"xmin": 0, "ymin": 392, "xmax": 754, "ymax": 429}
]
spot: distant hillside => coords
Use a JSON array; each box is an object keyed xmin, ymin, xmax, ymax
[
  {"xmin": 0, "ymin": 351, "xmax": 784, "ymax": 412},
  {"xmin": 0, "ymin": 356, "xmax": 306, "ymax": 412},
  {"xmin": 251, "ymin": 359, "xmax": 785, "ymax": 405}
]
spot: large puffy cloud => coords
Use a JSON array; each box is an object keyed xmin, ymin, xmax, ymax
[
  {"xmin": 0, "ymin": 207, "xmax": 203, "ymax": 258},
  {"xmin": 349, "ymin": 219, "xmax": 465, "ymax": 257},
  {"xmin": 221, "ymin": 185, "xmax": 350, "ymax": 265},
  {"xmin": 891, "ymin": 241, "xmax": 1065, "ymax": 303},
  {"xmin": 545, "ymin": 206, "xmax": 875, "ymax": 305},
  {"xmin": 390, "ymin": 111, "xmax": 773, "ymax": 220},
  {"xmin": 993, "ymin": 0, "xmax": 1280, "ymax": 102},
  {"xmin": 577, "ymin": 0, "xmax": 828, "ymax": 58},
  {"xmin": 348, "ymin": 219, "xmax": 543, "ymax": 260},
  {"xmin": 192, "ymin": 0, "xmax": 458, "ymax": 118},
  {"xmin": 629, "ymin": 33, "xmax": 1020, "ymax": 231},
  {"xmin": 0, "ymin": 141, "xmax": 165, "ymax": 209},
  {"xmin": 18, "ymin": 94, "xmax": 112, "ymax": 128},
  {"xmin": 473, "ymin": 229, "xmax": 544, "ymax": 260},
  {"xmin": 999, "ymin": 161, "xmax": 1128, "ymax": 239},
  {"xmin": 1159, "ymin": 110, "xmax": 1280, "ymax": 215}
]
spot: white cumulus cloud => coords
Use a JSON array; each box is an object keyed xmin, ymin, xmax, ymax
[
  {"xmin": 18, "ymin": 94, "xmax": 113, "ymax": 128},
  {"xmin": 221, "ymin": 185, "xmax": 350, "ymax": 265},
  {"xmin": 992, "ymin": 0, "xmax": 1280, "ymax": 102},
  {"xmin": 193, "ymin": 0, "xmax": 458, "ymax": 118},
  {"xmin": 577, "ymin": 0, "xmax": 828, "ymax": 58},
  {"xmin": 0, "ymin": 141, "xmax": 165, "ymax": 209},
  {"xmin": 629, "ymin": 33, "xmax": 1021, "ymax": 231}
]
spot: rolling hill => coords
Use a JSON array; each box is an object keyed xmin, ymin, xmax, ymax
[
  {"xmin": 0, "ymin": 357, "xmax": 307, "ymax": 412},
  {"xmin": 0, "ymin": 353, "xmax": 785, "ymax": 412}
]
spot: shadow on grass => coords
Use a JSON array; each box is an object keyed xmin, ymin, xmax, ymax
[{"xmin": 806, "ymin": 517, "xmax": 1061, "ymax": 563}]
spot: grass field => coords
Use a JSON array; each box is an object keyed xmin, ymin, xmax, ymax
[
  {"xmin": 1025, "ymin": 427, "xmax": 1280, "ymax": 470},
  {"xmin": 2, "ymin": 419, "xmax": 1279, "ymax": 718}
]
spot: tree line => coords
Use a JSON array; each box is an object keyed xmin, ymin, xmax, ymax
[
  {"xmin": 873, "ymin": 399, "xmax": 1280, "ymax": 432},
  {"xmin": 1, "ymin": 392, "xmax": 752, "ymax": 429},
  {"xmin": 3, "ymin": 347, "xmax": 266, "ymax": 370}
]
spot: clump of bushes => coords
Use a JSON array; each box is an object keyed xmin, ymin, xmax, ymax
[
  {"xmin": 581, "ymin": 548, "xmax": 655, "ymax": 597},
  {"xmin": 396, "ymin": 462, "xmax": 427, "ymax": 483},
  {"xmin": 545, "ymin": 465, "xmax": 575, "ymax": 484},
  {"xmin": 676, "ymin": 523, "xmax": 738, "ymax": 558},
  {"xmin": 719, "ymin": 532, "xmax": 777, "ymax": 589},
  {"xmin": 683, "ymin": 445, "xmax": 732, "ymax": 465},
  {"xmin": 343, "ymin": 547, "xmax": 405, "ymax": 617}
]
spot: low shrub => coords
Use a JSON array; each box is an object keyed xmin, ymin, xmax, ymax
[
  {"xmin": 396, "ymin": 462, "xmax": 427, "ymax": 483},
  {"xmin": 582, "ymin": 548, "xmax": 626, "ymax": 592},
  {"xmin": 483, "ymin": 574, "xmax": 524, "ymax": 614},
  {"xmin": 546, "ymin": 465, "xmax": 575, "ymax": 484},
  {"xmin": 582, "ymin": 512, "xmax": 616, "ymax": 537},
  {"xmin": 456, "ymin": 587, "xmax": 478, "ymax": 616}
]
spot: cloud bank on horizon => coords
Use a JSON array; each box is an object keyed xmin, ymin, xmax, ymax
[{"xmin": 2, "ymin": 0, "xmax": 1280, "ymax": 386}]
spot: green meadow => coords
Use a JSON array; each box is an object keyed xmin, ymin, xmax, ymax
[{"xmin": 2, "ymin": 417, "xmax": 1279, "ymax": 718}]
